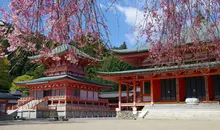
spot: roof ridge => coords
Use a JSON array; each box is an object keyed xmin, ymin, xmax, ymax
[{"xmin": 28, "ymin": 43, "xmax": 101, "ymax": 61}]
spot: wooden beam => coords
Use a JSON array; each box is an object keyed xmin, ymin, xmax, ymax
[{"xmin": 107, "ymin": 70, "xmax": 220, "ymax": 83}]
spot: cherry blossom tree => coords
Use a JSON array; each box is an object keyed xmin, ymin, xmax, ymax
[
  {"xmin": 141, "ymin": 0, "xmax": 220, "ymax": 66},
  {"xmin": 0, "ymin": 0, "xmax": 220, "ymax": 66},
  {"xmin": 0, "ymin": 0, "xmax": 108, "ymax": 61}
]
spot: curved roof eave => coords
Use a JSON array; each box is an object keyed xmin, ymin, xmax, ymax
[
  {"xmin": 14, "ymin": 74, "xmax": 113, "ymax": 88},
  {"xmin": 111, "ymin": 45, "xmax": 149, "ymax": 55},
  {"xmin": 98, "ymin": 61, "xmax": 220, "ymax": 76}
]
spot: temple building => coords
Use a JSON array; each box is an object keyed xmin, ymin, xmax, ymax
[
  {"xmin": 0, "ymin": 90, "xmax": 20, "ymax": 115},
  {"xmin": 10, "ymin": 44, "xmax": 114, "ymax": 118},
  {"xmin": 99, "ymin": 91, "xmax": 133, "ymax": 110},
  {"xmin": 98, "ymin": 42, "xmax": 220, "ymax": 112}
]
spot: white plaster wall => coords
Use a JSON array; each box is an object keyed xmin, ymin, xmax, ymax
[
  {"xmin": 94, "ymin": 92, "xmax": 98, "ymax": 101},
  {"xmin": 60, "ymin": 89, "xmax": 65, "ymax": 96},
  {"xmin": 32, "ymin": 91, "xmax": 36, "ymax": 99},
  {"xmin": 80, "ymin": 90, "xmax": 87, "ymax": 100},
  {"xmin": 37, "ymin": 90, "xmax": 43, "ymax": 99},
  {"xmin": 88, "ymin": 91, "xmax": 93, "ymax": 100},
  {"xmin": 143, "ymin": 96, "xmax": 151, "ymax": 102}
]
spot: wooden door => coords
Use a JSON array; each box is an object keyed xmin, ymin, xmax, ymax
[
  {"xmin": 185, "ymin": 77, "xmax": 206, "ymax": 99},
  {"xmin": 212, "ymin": 75, "xmax": 220, "ymax": 98},
  {"xmin": 160, "ymin": 79, "xmax": 176, "ymax": 100}
]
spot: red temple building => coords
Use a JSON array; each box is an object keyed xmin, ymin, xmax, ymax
[
  {"xmin": 10, "ymin": 44, "xmax": 115, "ymax": 118},
  {"xmin": 98, "ymin": 42, "xmax": 220, "ymax": 113}
]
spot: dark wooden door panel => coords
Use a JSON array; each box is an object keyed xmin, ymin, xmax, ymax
[
  {"xmin": 212, "ymin": 75, "xmax": 220, "ymax": 98},
  {"xmin": 185, "ymin": 77, "xmax": 205, "ymax": 99},
  {"xmin": 160, "ymin": 79, "xmax": 176, "ymax": 100}
]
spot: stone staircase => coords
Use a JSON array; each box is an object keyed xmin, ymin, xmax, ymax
[
  {"xmin": 138, "ymin": 103, "xmax": 220, "ymax": 120},
  {"xmin": 18, "ymin": 100, "xmax": 39, "ymax": 110},
  {"xmin": 7, "ymin": 98, "xmax": 48, "ymax": 116},
  {"xmin": 7, "ymin": 109, "xmax": 18, "ymax": 115},
  {"xmin": 29, "ymin": 97, "xmax": 48, "ymax": 109}
]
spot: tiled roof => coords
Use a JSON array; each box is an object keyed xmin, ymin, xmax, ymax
[
  {"xmin": 15, "ymin": 74, "xmax": 112, "ymax": 88},
  {"xmin": 28, "ymin": 44, "xmax": 101, "ymax": 61},
  {"xmin": 98, "ymin": 61, "xmax": 220, "ymax": 75},
  {"xmin": 10, "ymin": 90, "xmax": 27, "ymax": 97},
  {"xmin": 0, "ymin": 92, "xmax": 20, "ymax": 99},
  {"xmin": 111, "ymin": 45, "xmax": 149, "ymax": 55}
]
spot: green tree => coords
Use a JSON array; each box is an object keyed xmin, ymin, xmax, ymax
[
  {"xmin": 10, "ymin": 75, "xmax": 33, "ymax": 94},
  {"xmin": 119, "ymin": 42, "xmax": 127, "ymax": 49},
  {"xmin": 0, "ymin": 58, "xmax": 10, "ymax": 90},
  {"xmin": 85, "ymin": 42, "xmax": 134, "ymax": 92}
]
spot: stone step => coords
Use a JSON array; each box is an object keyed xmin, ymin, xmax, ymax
[{"xmin": 140, "ymin": 104, "xmax": 220, "ymax": 120}]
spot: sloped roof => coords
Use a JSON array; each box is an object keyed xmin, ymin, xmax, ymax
[
  {"xmin": 15, "ymin": 74, "xmax": 112, "ymax": 88},
  {"xmin": 10, "ymin": 90, "xmax": 27, "ymax": 97},
  {"xmin": 98, "ymin": 61, "xmax": 220, "ymax": 75},
  {"xmin": 0, "ymin": 92, "xmax": 20, "ymax": 99},
  {"xmin": 111, "ymin": 45, "xmax": 149, "ymax": 55},
  {"xmin": 28, "ymin": 44, "xmax": 101, "ymax": 62}
]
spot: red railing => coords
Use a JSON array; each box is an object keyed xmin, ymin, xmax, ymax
[
  {"xmin": 31, "ymin": 96, "xmax": 49, "ymax": 109},
  {"xmin": 9, "ymin": 97, "xmax": 34, "ymax": 110},
  {"xmin": 18, "ymin": 97, "xmax": 34, "ymax": 101},
  {"xmin": 47, "ymin": 95, "xmax": 109, "ymax": 104},
  {"xmin": 36, "ymin": 106, "xmax": 57, "ymax": 110},
  {"xmin": 9, "ymin": 96, "xmax": 110, "ymax": 110},
  {"xmin": 36, "ymin": 106, "xmax": 111, "ymax": 111},
  {"xmin": 65, "ymin": 106, "xmax": 110, "ymax": 111}
]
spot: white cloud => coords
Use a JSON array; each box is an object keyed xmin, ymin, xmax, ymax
[
  {"xmin": 100, "ymin": 4, "xmax": 107, "ymax": 9},
  {"xmin": 114, "ymin": 4, "xmax": 146, "ymax": 45},
  {"xmin": 115, "ymin": 4, "xmax": 161, "ymax": 46},
  {"xmin": 115, "ymin": 5, "xmax": 145, "ymax": 26}
]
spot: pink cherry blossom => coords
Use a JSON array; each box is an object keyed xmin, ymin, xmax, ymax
[
  {"xmin": 141, "ymin": 0, "xmax": 220, "ymax": 66},
  {"xmin": 0, "ymin": 0, "xmax": 108, "ymax": 62}
]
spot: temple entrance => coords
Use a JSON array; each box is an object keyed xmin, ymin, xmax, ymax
[
  {"xmin": 185, "ymin": 77, "xmax": 206, "ymax": 99},
  {"xmin": 43, "ymin": 90, "xmax": 51, "ymax": 97},
  {"xmin": 212, "ymin": 75, "xmax": 220, "ymax": 98},
  {"xmin": 160, "ymin": 79, "xmax": 176, "ymax": 100}
]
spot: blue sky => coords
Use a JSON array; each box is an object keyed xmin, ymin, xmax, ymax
[
  {"xmin": 100, "ymin": 1, "xmax": 146, "ymax": 48},
  {"xmin": 0, "ymin": 0, "xmax": 146, "ymax": 48}
]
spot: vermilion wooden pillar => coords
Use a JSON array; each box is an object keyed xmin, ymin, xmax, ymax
[
  {"xmin": 176, "ymin": 78, "xmax": 179, "ymax": 102},
  {"xmin": 118, "ymin": 81, "xmax": 122, "ymax": 111},
  {"xmin": 150, "ymin": 80, "xmax": 154, "ymax": 104},
  {"xmin": 140, "ymin": 81, "xmax": 144, "ymax": 102},
  {"xmin": 151, "ymin": 80, "xmax": 161, "ymax": 102},
  {"xmin": 205, "ymin": 76, "xmax": 214, "ymax": 101},
  {"xmin": 5, "ymin": 101, "xmax": 8, "ymax": 114},
  {"xmin": 133, "ymin": 80, "xmax": 137, "ymax": 107},
  {"xmin": 126, "ymin": 84, "xmax": 129, "ymax": 103},
  {"xmin": 177, "ymin": 78, "xmax": 186, "ymax": 102},
  {"xmin": 29, "ymin": 89, "xmax": 32, "ymax": 97}
]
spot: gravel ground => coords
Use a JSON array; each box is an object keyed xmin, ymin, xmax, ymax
[{"xmin": 0, "ymin": 118, "xmax": 220, "ymax": 130}]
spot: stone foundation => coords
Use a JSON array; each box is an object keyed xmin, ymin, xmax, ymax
[
  {"xmin": 116, "ymin": 111, "xmax": 139, "ymax": 120},
  {"xmin": 17, "ymin": 109, "xmax": 116, "ymax": 119},
  {"xmin": 0, "ymin": 114, "xmax": 13, "ymax": 121}
]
